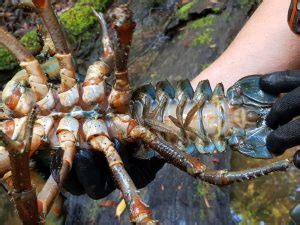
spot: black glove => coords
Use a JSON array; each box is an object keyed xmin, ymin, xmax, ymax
[
  {"xmin": 33, "ymin": 140, "xmax": 165, "ymax": 199},
  {"xmin": 260, "ymin": 70, "xmax": 300, "ymax": 168}
]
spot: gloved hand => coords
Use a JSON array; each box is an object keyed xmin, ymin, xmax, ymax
[
  {"xmin": 33, "ymin": 140, "xmax": 165, "ymax": 199},
  {"xmin": 65, "ymin": 139, "xmax": 165, "ymax": 199},
  {"xmin": 260, "ymin": 70, "xmax": 300, "ymax": 168}
]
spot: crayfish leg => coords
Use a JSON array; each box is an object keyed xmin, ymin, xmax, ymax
[
  {"xmin": 33, "ymin": 0, "xmax": 79, "ymax": 108},
  {"xmin": 0, "ymin": 109, "xmax": 40, "ymax": 225},
  {"xmin": 198, "ymin": 159, "xmax": 290, "ymax": 186},
  {"xmin": 108, "ymin": 4, "xmax": 135, "ymax": 113},
  {"xmin": 83, "ymin": 118, "xmax": 157, "ymax": 223},
  {"xmin": 127, "ymin": 124, "xmax": 291, "ymax": 186}
]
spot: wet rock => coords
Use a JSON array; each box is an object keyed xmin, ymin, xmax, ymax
[{"xmin": 165, "ymin": 0, "xmax": 225, "ymax": 36}]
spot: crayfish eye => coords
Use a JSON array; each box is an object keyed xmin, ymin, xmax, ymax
[{"xmin": 246, "ymin": 111, "xmax": 260, "ymax": 122}]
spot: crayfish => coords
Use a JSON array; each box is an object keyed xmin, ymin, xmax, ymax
[{"xmin": 0, "ymin": 1, "xmax": 296, "ymax": 224}]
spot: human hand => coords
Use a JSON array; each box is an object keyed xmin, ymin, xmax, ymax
[
  {"xmin": 260, "ymin": 71, "xmax": 300, "ymax": 168},
  {"xmin": 35, "ymin": 140, "xmax": 165, "ymax": 199},
  {"xmin": 63, "ymin": 139, "xmax": 165, "ymax": 199}
]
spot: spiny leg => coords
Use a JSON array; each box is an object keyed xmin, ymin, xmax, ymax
[
  {"xmin": 32, "ymin": 0, "xmax": 69, "ymax": 54},
  {"xmin": 37, "ymin": 175, "xmax": 62, "ymax": 217},
  {"xmin": 82, "ymin": 10, "xmax": 115, "ymax": 108},
  {"xmin": 92, "ymin": 137, "xmax": 157, "ymax": 223},
  {"xmin": 129, "ymin": 125, "xmax": 206, "ymax": 175},
  {"xmin": 0, "ymin": 108, "xmax": 40, "ymax": 225},
  {"xmin": 83, "ymin": 119, "xmax": 157, "ymax": 223},
  {"xmin": 0, "ymin": 115, "xmax": 55, "ymax": 176},
  {"xmin": 0, "ymin": 115, "xmax": 66, "ymax": 217},
  {"xmin": 2, "ymin": 170, "xmax": 65, "ymax": 224},
  {"xmin": 32, "ymin": 0, "xmax": 78, "ymax": 108},
  {"xmin": 125, "ymin": 122, "xmax": 291, "ymax": 186},
  {"xmin": 197, "ymin": 160, "xmax": 290, "ymax": 185},
  {"xmin": 38, "ymin": 116, "xmax": 78, "ymax": 216},
  {"xmin": 55, "ymin": 116, "xmax": 78, "ymax": 184},
  {"xmin": 108, "ymin": 4, "xmax": 136, "ymax": 113}
]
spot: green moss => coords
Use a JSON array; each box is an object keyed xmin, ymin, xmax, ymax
[
  {"xmin": 196, "ymin": 182, "xmax": 210, "ymax": 197},
  {"xmin": 188, "ymin": 15, "xmax": 216, "ymax": 29},
  {"xmin": 60, "ymin": 0, "xmax": 109, "ymax": 41},
  {"xmin": 177, "ymin": 1, "xmax": 196, "ymax": 20},
  {"xmin": 238, "ymin": 0, "xmax": 257, "ymax": 9},
  {"xmin": 77, "ymin": 0, "xmax": 109, "ymax": 11},
  {"xmin": 191, "ymin": 28, "xmax": 214, "ymax": 46},
  {"xmin": 20, "ymin": 29, "xmax": 41, "ymax": 55},
  {"xmin": 0, "ymin": 29, "xmax": 41, "ymax": 71},
  {"xmin": 212, "ymin": 7, "xmax": 222, "ymax": 14},
  {"xmin": 0, "ymin": 48, "xmax": 18, "ymax": 71},
  {"xmin": 186, "ymin": 14, "xmax": 216, "ymax": 47},
  {"xmin": 177, "ymin": 1, "xmax": 222, "ymax": 20},
  {"xmin": 0, "ymin": 0, "xmax": 110, "ymax": 72},
  {"xmin": 60, "ymin": 6, "xmax": 95, "ymax": 38},
  {"xmin": 200, "ymin": 63, "xmax": 210, "ymax": 70}
]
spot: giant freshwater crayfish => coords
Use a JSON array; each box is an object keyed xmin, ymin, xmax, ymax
[{"xmin": 0, "ymin": 1, "xmax": 297, "ymax": 224}]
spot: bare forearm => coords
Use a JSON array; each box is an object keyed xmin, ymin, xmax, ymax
[{"xmin": 192, "ymin": 0, "xmax": 300, "ymax": 90}]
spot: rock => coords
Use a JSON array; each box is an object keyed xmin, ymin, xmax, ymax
[{"xmin": 165, "ymin": 0, "xmax": 225, "ymax": 35}]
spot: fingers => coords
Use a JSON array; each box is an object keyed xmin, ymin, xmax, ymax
[
  {"xmin": 65, "ymin": 143, "xmax": 165, "ymax": 199},
  {"xmin": 73, "ymin": 149, "xmax": 115, "ymax": 199},
  {"xmin": 125, "ymin": 156, "xmax": 165, "ymax": 189},
  {"xmin": 63, "ymin": 164, "xmax": 85, "ymax": 196},
  {"xmin": 266, "ymin": 119, "xmax": 300, "ymax": 155},
  {"xmin": 266, "ymin": 87, "xmax": 300, "ymax": 129},
  {"xmin": 113, "ymin": 139, "xmax": 165, "ymax": 189},
  {"xmin": 261, "ymin": 71, "xmax": 300, "ymax": 160},
  {"xmin": 260, "ymin": 70, "xmax": 300, "ymax": 95}
]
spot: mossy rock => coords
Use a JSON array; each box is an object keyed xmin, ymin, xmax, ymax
[
  {"xmin": 0, "ymin": 0, "xmax": 110, "ymax": 72},
  {"xmin": 191, "ymin": 27, "xmax": 214, "ymax": 46},
  {"xmin": 177, "ymin": 1, "xmax": 197, "ymax": 20},
  {"xmin": 60, "ymin": 0, "xmax": 110, "ymax": 42},
  {"xmin": 188, "ymin": 15, "xmax": 216, "ymax": 29},
  {"xmin": 176, "ymin": 0, "xmax": 223, "ymax": 21}
]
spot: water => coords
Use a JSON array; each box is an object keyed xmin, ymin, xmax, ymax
[{"xmin": 231, "ymin": 150, "xmax": 300, "ymax": 225}]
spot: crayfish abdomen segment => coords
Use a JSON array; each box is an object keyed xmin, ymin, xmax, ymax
[{"xmin": 132, "ymin": 76, "xmax": 275, "ymax": 158}]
